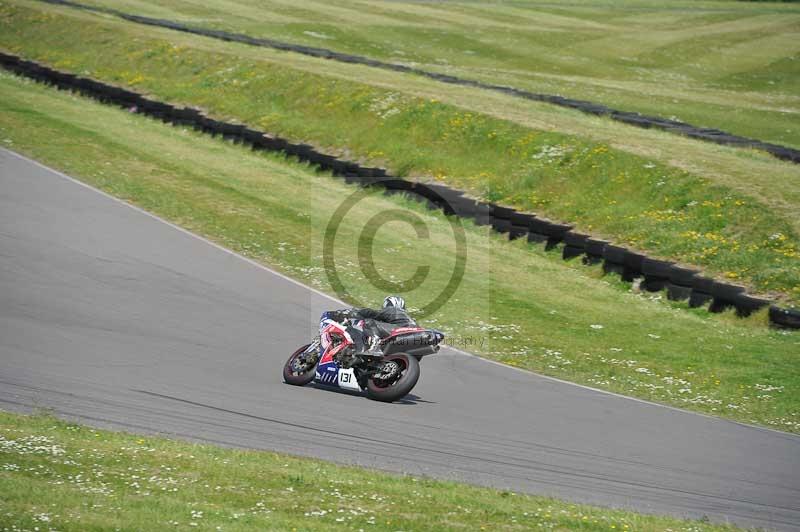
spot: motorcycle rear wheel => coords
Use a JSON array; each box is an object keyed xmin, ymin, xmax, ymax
[
  {"xmin": 366, "ymin": 353, "xmax": 420, "ymax": 402},
  {"xmin": 283, "ymin": 343, "xmax": 317, "ymax": 386}
]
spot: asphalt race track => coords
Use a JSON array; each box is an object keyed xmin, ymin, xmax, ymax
[{"xmin": 1, "ymin": 149, "xmax": 799, "ymax": 530}]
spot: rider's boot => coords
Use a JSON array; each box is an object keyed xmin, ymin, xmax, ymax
[{"xmin": 363, "ymin": 335, "xmax": 384, "ymax": 358}]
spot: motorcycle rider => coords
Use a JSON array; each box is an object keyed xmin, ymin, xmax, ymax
[{"xmin": 328, "ymin": 296, "xmax": 415, "ymax": 359}]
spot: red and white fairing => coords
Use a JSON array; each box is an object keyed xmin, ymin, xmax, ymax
[{"xmin": 315, "ymin": 317, "xmax": 361, "ymax": 391}]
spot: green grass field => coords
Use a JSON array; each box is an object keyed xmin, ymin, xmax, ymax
[
  {"xmin": 1, "ymin": 2, "xmax": 798, "ymax": 528},
  {"xmin": 1, "ymin": 0, "xmax": 799, "ymax": 306},
  {"xmin": 68, "ymin": 0, "xmax": 800, "ymax": 151},
  {"xmin": 1, "ymin": 70, "xmax": 798, "ymax": 433},
  {"xmin": 0, "ymin": 411, "xmax": 744, "ymax": 531}
]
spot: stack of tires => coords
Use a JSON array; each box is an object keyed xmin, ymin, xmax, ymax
[{"xmin": 2, "ymin": 51, "xmax": 796, "ymax": 329}]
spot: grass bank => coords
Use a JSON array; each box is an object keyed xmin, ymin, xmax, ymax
[
  {"xmin": 0, "ymin": 411, "xmax": 744, "ymax": 531},
  {"xmin": 1, "ymin": 71, "xmax": 798, "ymax": 432},
  {"xmin": 1, "ymin": 1, "xmax": 799, "ymax": 305},
  {"xmin": 67, "ymin": 0, "xmax": 800, "ymax": 151}
]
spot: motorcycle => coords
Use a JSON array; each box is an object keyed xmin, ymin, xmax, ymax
[{"xmin": 283, "ymin": 311, "xmax": 445, "ymax": 402}]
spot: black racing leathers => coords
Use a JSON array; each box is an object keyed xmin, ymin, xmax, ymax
[
  {"xmin": 329, "ymin": 307, "xmax": 416, "ymax": 353},
  {"xmin": 352, "ymin": 307, "xmax": 416, "ymax": 328}
]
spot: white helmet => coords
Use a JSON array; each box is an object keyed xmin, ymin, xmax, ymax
[{"xmin": 383, "ymin": 295, "xmax": 406, "ymax": 310}]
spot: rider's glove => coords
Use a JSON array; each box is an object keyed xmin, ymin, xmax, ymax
[{"xmin": 330, "ymin": 309, "xmax": 356, "ymax": 322}]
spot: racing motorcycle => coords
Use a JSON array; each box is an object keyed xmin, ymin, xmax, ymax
[{"xmin": 283, "ymin": 311, "xmax": 444, "ymax": 402}]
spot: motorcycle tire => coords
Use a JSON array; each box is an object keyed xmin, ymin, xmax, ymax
[
  {"xmin": 366, "ymin": 353, "xmax": 420, "ymax": 403},
  {"xmin": 283, "ymin": 344, "xmax": 317, "ymax": 386}
]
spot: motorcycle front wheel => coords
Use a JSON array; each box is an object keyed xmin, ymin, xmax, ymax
[
  {"xmin": 366, "ymin": 353, "xmax": 420, "ymax": 402},
  {"xmin": 283, "ymin": 343, "xmax": 317, "ymax": 386}
]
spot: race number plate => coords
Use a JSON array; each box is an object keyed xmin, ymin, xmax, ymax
[{"xmin": 337, "ymin": 368, "xmax": 361, "ymax": 391}]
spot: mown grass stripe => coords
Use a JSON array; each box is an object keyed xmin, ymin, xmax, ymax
[
  {"xmin": 34, "ymin": 0, "xmax": 800, "ymax": 165},
  {"xmin": 2, "ymin": 50, "xmax": 797, "ymax": 329}
]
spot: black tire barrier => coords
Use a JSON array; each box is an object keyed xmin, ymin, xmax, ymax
[
  {"xmin": 603, "ymin": 261, "xmax": 627, "ymax": 277},
  {"xmin": 731, "ymin": 293, "xmax": 770, "ymax": 318},
  {"xmin": 707, "ymin": 281, "xmax": 751, "ymax": 315},
  {"xmin": 324, "ymin": 158, "xmax": 353, "ymax": 175},
  {"xmin": 563, "ymin": 245, "xmax": 585, "ymax": 260},
  {"xmin": 196, "ymin": 116, "xmax": 215, "ymax": 134},
  {"xmin": 689, "ymin": 292, "xmax": 713, "ymax": 309},
  {"xmin": 769, "ymin": 306, "xmax": 800, "ymax": 328},
  {"xmin": 510, "ymin": 211, "xmax": 536, "ymax": 228},
  {"xmin": 222, "ymin": 123, "xmax": 246, "ymax": 142},
  {"xmin": 641, "ymin": 258, "xmax": 673, "ymax": 292},
  {"xmin": 642, "ymin": 258, "xmax": 673, "ymax": 278},
  {"xmin": 586, "ymin": 237, "xmax": 608, "ymax": 259},
  {"xmin": 530, "ymin": 218, "xmax": 572, "ymax": 244},
  {"xmin": 262, "ymin": 135, "xmax": 290, "ymax": 153},
  {"xmin": 342, "ymin": 173, "xmax": 362, "ymax": 185},
  {"xmin": 3, "ymin": 52, "xmax": 795, "ymax": 328},
  {"xmin": 416, "ymin": 183, "xmax": 462, "ymax": 215},
  {"xmin": 527, "ymin": 231, "xmax": 548, "ymax": 245},
  {"xmin": 142, "ymin": 99, "xmax": 172, "ymax": 120},
  {"xmin": 583, "ymin": 237, "xmax": 606, "ymax": 265},
  {"xmin": 602, "ymin": 244, "xmax": 628, "ymax": 276},
  {"xmin": 491, "ymin": 218, "xmax": 513, "ymax": 234},
  {"xmin": 361, "ymin": 166, "xmax": 388, "ymax": 179},
  {"xmin": 491, "ymin": 205, "xmax": 515, "ymax": 220},
  {"xmin": 286, "ymin": 143, "xmax": 314, "ymax": 159},
  {"xmin": 710, "ymin": 280, "xmax": 746, "ymax": 301},
  {"xmin": 690, "ymin": 276, "xmax": 715, "ymax": 309},
  {"xmin": 668, "ymin": 265, "xmax": 699, "ymax": 287},
  {"xmin": 622, "ymin": 251, "xmax": 646, "ymax": 282},
  {"xmin": 666, "ymin": 282, "xmax": 692, "ymax": 302},
  {"xmin": 242, "ymin": 127, "xmax": 264, "ymax": 147},
  {"xmin": 53, "ymin": 71, "xmax": 77, "ymax": 90},
  {"xmin": 449, "ymin": 196, "xmax": 478, "ymax": 217},
  {"xmin": 641, "ymin": 278, "xmax": 670, "ymax": 293},
  {"xmin": 709, "ymin": 298, "xmax": 735, "ymax": 314},
  {"xmin": 474, "ymin": 203, "xmax": 493, "ymax": 226},
  {"xmin": 397, "ymin": 181, "xmax": 448, "ymax": 209},
  {"xmin": 380, "ymin": 178, "xmax": 412, "ymax": 192},
  {"xmin": 562, "ymin": 232, "xmax": 588, "ymax": 260},
  {"xmin": 34, "ymin": 0, "xmax": 800, "ymax": 166},
  {"xmin": 509, "ymin": 224, "xmax": 529, "ymax": 241},
  {"xmin": 563, "ymin": 231, "xmax": 589, "ymax": 248},
  {"xmin": 603, "ymin": 244, "xmax": 627, "ymax": 266},
  {"xmin": 691, "ymin": 276, "xmax": 714, "ymax": 292},
  {"xmin": 356, "ymin": 175, "xmax": 384, "ymax": 188},
  {"xmin": 506, "ymin": 213, "xmax": 533, "ymax": 240}
]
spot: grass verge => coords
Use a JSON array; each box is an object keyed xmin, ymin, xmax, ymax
[
  {"xmin": 66, "ymin": 0, "xmax": 800, "ymax": 151},
  {"xmin": 0, "ymin": 71, "xmax": 798, "ymax": 432},
  {"xmin": 0, "ymin": 411, "xmax": 745, "ymax": 531},
  {"xmin": 1, "ymin": 0, "xmax": 799, "ymax": 305}
]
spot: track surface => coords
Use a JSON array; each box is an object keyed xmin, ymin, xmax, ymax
[{"xmin": 1, "ymin": 149, "xmax": 799, "ymax": 530}]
